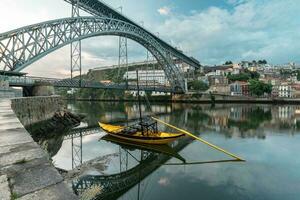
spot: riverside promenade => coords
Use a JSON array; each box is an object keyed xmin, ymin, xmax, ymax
[{"xmin": 0, "ymin": 99, "xmax": 77, "ymax": 200}]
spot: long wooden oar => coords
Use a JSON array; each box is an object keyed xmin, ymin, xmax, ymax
[{"xmin": 152, "ymin": 117, "xmax": 245, "ymax": 161}]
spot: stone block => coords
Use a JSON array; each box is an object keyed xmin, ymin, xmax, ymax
[
  {"xmin": 0, "ymin": 129, "xmax": 34, "ymax": 147},
  {"xmin": 17, "ymin": 182, "xmax": 78, "ymax": 200},
  {"xmin": 1, "ymin": 157, "xmax": 47, "ymax": 177},
  {"xmin": 11, "ymin": 162, "xmax": 63, "ymax": 197},
  {"xmin": 0, "ymin": 142, "xmax": 46, "ymax": 168},
  {"xmin": 0, "ymin": 175, "xmax": 11, "ymax": 200},
  {"xmin": 0, "ymin": 122, "xmax": 24, "ymax": 130}
]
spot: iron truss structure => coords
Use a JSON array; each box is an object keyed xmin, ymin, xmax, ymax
[
  {"xmin": 0, "ymin": 0, "xmax": 201, "ymax": 92},
  {"xmin": 63, "ymin": 0, "xmax": 200, "ymax": 69},
  {"xmin": 71, "ymin": 136, "xmax": 193, "ymax": 199},
  {"xmin": 1, "ymin": 17, "xmax": 185, "ymax": 91}
]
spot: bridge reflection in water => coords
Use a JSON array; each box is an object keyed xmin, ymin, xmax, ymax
[{"xmin": 68, "ymin": 129, "xmax": 239, "ymax": 200}]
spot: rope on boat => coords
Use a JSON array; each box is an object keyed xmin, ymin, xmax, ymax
[{"xmin": 151, "ymin": 117, "xmax": 245, "ymax": 161}]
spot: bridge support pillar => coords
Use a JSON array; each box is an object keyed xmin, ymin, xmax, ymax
[
  {"xmin": 117, "ymin": 7, "xmax": 128, "ymax": 84},
  {"xmin": 23, "ymin": 83, "xmax": 55, "ymax": 97},
  {"xmin": 118, "ymin": 36, "xmax": 128, "ymax": 80},
  {"xmin": 70, "ymin": 0, "xmax": 82, "ymax": 86},
  {"xmin": 184, "ymin": 78, "xmax": 188, "ymax": 93}
]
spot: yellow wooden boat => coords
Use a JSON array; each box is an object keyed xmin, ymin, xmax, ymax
[
  {"xmin": 98, "ymin": 70, "xmax": 185, "ymax": 145},
  {"xmin": 99, "ymin": 122, "xmax": 184, "ymax": 145}
]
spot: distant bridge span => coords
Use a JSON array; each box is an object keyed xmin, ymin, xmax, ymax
[{"xmin": 4, "ymin": 74, "xmax": 178, "ymax": 93}]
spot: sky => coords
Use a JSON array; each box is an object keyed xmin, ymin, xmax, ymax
[{"xmin": 0, "ymin": 0, "xmax": 299, "ymax": 77}]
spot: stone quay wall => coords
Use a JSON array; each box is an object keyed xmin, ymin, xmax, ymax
[
  {"xmin": 172, "ymin": 93, "xmax": 300, "ymax": 103},
  {"xmin": 11, "ymin": 96, "xmax": 65, "ymax": 127},
  {"xmin": 0, "ymin": 97, "xmax": 77, "ymax": 200}
]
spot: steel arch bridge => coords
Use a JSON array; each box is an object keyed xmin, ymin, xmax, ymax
[{"xmin": 0, "ymin": 0, "xmax": 200, "ymax": 93}]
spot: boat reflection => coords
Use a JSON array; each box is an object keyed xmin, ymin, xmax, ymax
[
  {"xmin": 101, "ymin": 134, "xmax": 186, "ymax": 162},
  {"xmin": 70, "ymin": 134, "xmax": 242, "ymax": 200}
]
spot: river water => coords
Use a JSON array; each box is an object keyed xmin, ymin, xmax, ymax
[{"xmin": 34, "ymin": 101, "xmax": 300, "ymax": 200}]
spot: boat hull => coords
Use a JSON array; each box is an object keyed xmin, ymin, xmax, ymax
[{"xmin": 99, "ymin": 122, "xmax": 184, "ymax": 145}]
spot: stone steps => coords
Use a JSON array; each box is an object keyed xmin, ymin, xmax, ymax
[
  {"xmin": 0, "ymin": 108, "xmax": 14, "ymax": 113},
  {"xmin": 0, "ymin": 117, "xmax": 20, "ymax": 123},
  {"xmin": 0, "ymin": 123, "xmax": 24, "ymax": 130},
  {"xmin": 0, "ymin": 104, "xmax": 11, "ymax": 108},
  {"xmin": 0, "ymin": 98, "xmax": 78, "ymax": 200},
  {"xmin": 0, "ymin": 100, "xmax": 23, "ymax": 130},
  {"xmin": 0, "ymin": 175, "xmax": 10, "ymax": 200}
]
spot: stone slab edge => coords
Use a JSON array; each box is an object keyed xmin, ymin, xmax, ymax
[{"xmin": 0, "ymin": 98, "xmax": 78, "ymax": 200}]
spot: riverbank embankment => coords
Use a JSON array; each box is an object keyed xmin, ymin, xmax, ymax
[
  {"xmin": 0, "ymin": 97, "xmax": 78, "ymax": 200},
  {"xmin": 66, "ymin": 93, "xmax": 300, "ymax": 104}
]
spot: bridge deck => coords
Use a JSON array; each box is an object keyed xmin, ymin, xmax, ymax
[{"xmin": 1, "ymin": 75, "xmax": 181, "ymax": 93}]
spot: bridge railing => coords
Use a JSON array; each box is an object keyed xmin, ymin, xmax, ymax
[
  {"xmin": 27, "ymin": 76, "xmax": 175, "ymax": 92},
  {"xmin": 2, "ymin": 74, "xmax": 177, "ymax": 92},
  {"xmin": 0, "ymin": 75, "xmax": 35, "ymax": 86}
]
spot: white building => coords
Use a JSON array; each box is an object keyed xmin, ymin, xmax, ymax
[
  {"xmin": 123, "ymin": 70, "xmax": 168, "ymax": 86},
  {"xmin": 205, "ymin": 71, "xmax": 216, "ymax": 77},
  {"xmin": 278, "ymin": 84, "xmax": 292, "ymax": 98},
  {"xmin": 128, "ymin": 90, "xmax": 170, "ymax": 97},
  {"xmin": 123, "ymin": 70, "xmax": 171, "ymax": 96}
]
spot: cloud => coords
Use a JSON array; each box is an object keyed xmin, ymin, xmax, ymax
[
  {"xmin": 157, "ymin": 6, "xmax": 171, "ymax": 16},
  {"xmin": 0, "ymin": 0, "xmax": 70, "ymax": 32},
  {"xmin": 158, "ymin": 177, "xmax": 170, "ymax": 186},
  {"xmin": 226, "ymin": 0, "xmax": 249, "ymax": 6},
  {"xmin": 156, "ymin": 0, "xmax": 300, "ymax": 65}
]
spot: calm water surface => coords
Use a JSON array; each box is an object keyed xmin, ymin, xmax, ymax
[{"xmin": 37, "ymin": 102, "xmax": 300, "ymax": 200}]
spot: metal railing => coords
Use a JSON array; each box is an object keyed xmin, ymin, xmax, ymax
[{"xmin": 2, "ymin": 74, "xmax": 178, "ymax": 93}]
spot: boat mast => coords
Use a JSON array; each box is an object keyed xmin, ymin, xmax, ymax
[{"xmin": 136, "ymin": 69, "xmax": 143, "ymax": 124}]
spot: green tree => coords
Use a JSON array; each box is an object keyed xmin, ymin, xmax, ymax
[
  {"xmin": 227, "ymin": 70, "xmax": 260, "ymax": 82},
  {"xmin": 258, "ymin": 60, "xmax": 267, "ymax": 64},
  {"xmin": 297, "ymin": 70, "xmax": 300, "ymax": 81},
  {"xmin": 227, "ymin": 73, "xmax": 250, "ymax": 82},
  {"xmin": 189, "ymin": 80, "xmax": 209, "ymax": 91},
  {"xmin": 249, "ymin": 79, "xmax": 272, "ymax": 97},
  {"xmin": 258, "ymin": 60, "xmax": 264, "ymax": 64},
  {"xmin": 224, "ymin": 61, "xmax": 233, "ymax": 65},
  {"xmin": 244, "ymin": 69, "xmax": 260, "ymax": 79}
]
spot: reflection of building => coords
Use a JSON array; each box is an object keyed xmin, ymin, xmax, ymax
[
  {"xmin": 278, "ymin": 106, "xmax": 294, "ymax": 119},
  {"xmin": 229, "ymin": 107, "xmax": 253, "ymax": 121},
  {"xmin": 124, "ymin": 104, "xmax": 171, "ymax": 119},
  {"xmin": 209, "ymin": 112, "xmax": 229, "ymax": 129},
  {"xmin": 186, "ymin": 104, "xmax": 300, "ymax": 138}
]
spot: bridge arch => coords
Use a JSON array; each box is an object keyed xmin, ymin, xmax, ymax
[{"xmin": 0, "ymin": 17, "xmax": 185, "ymax": 91}]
